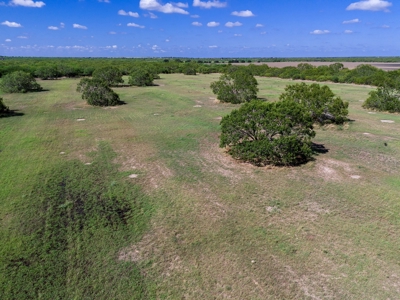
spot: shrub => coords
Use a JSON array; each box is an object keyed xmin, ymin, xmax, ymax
[
  {"xmin": 0, "ymin": 71, "xmax": 43, "ymax": 93},
  {"xmin": 210, "ymin": 69, "xmax": 258, "ymax": 104},
  {"xmin": 363, "ymin": 84, "xmax": 400, "ymax": 112},
  {"xmin": 92, "ymin": 66, "xmax": 124, "ymax": 87},
  {"xmin": 279, "ymin": 83, "xmax": 349, "ymax": 125},
  {"xmin": 128, "ymin": 69, "xmax": 154, "ymax": 86},
  {"xmin": 220, "ymin": 100, "xmax": 315, "ymax": 166},
  {"xmin": 34, "ymin": 66, "xmax": 60, "ymax": 80},
  {"xmin": 77, "ymin": 78, "xmax": 122, "ymax": 106}
]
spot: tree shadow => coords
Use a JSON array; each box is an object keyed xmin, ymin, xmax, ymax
[
  {"xmin": 30, "ymin": 89, "xmax": 49, "ymax": 93},
  {"xmin": 312, "ymin": 142, "xmax": 329, "ymax": 155},
  {"xmin": 256, "ymin": 97, "xmax": 268, "ymax": 101},
  {"xmin": 0, "ymin": 110, "xmax": 25, "ymax": 118}
]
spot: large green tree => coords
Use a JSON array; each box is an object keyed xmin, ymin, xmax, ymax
[
  {"xmin": 0, "ymin": 71, "xmax": 43, "ymax": 93},
  {"xmin": 128, "ymin": 69, "xmax": 154, "ymax": 87},
  {"xmin": 77, "ymin": 78, "xmax": 122, "ymax": 106},
  {"xmin": 210, "ymin": 69, "xmax": 258, "ymax": 104},
  {"xmin": 279, "ymin": 83, "xmax": 349, "ymax": 125},
  {"xmin": 92, "ymin": 66, "xmax": 124, "ymax": 87},
  {"xmin": 363, "ymin": 83, "xmax": 400, "ymax": 112},
  {"xmin": 220, "ymin": 100, "xmax": 315, "ymax": 166}
]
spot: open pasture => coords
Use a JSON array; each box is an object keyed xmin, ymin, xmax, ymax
[{"xmin": 1, "ymin": 74, "xmax": 400, "ymax": 299}]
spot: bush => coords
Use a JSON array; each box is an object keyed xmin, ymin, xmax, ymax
[
  {"xmin": 128, "ymin": 69, "xmax": 154, "ymax": 86},
  {"xmin": 210, "ymin": 69, "xmax": 258, "ymax": 104},
  {"xmin": 0, "ymin": 71, "xmax": 42, "ymax": 93},
  {"xmin": 279, "ymin": 83, "xmax": 349, "ymax": 125},
  {"xmin": 77, "ymin": 78, "xmax": 122, "ymax": 106},
  {"xmin": 0, "ymin": 97, "xmax": 10, "ymax": 117},
  {"xmin": 220, "ymin": 100, "xmax": 315, "ymax": 166},
  {"xmin": 363, "ymin": 84, "xmax": 400, "ymax": 112},
  {"xmin": 92, "ymin": 66, "xmax": 124, "ymax": 87},
  {"xmin": 34, "ymin": 65, "xmax": 60, "ymax": 80}
]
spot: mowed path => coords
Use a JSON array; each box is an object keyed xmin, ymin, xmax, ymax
[{"xmin": 1, "ymin": 74, "xmax": 400, "ymax": 299}]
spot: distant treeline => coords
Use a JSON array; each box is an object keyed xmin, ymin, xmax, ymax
[{"xmin": 1, "ymin": 57, "xmax": 399, "ymax": 87}]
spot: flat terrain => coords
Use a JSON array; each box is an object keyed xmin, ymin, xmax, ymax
[
  {"xmin": 235, "ymin": 62, "xmax": 400, "ymax": 71},
  {"xmin": 1, "ymin": 74, "xmax": 400, "ymax": 299}
]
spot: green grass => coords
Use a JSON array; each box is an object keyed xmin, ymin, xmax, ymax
[{"xmin": 1, "ymin": 74, "xmax": 400, "ymax": 299}]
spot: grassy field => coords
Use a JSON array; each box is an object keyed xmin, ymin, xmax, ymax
[{"xmin": 1, "ymin": 74, "xmax": 400, "ymax": 299}]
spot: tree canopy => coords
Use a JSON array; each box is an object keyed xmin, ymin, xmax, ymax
[
  {"xmin": 220, "ymin": 100, "xmax": 315, "ymax": 166},
  {"xmin": 0, "ymin": 71, "xmax": 43, "ymax": 93},
  {"xmin": 92, "ymin": 66, "xmax": 124, "ymax": 87},
  {"xmin": 210, "ymin": 69, "xmax": 259, "ymax": 104},
  {"xmin": 77, "ymin": 78, "xmax": 122, "ymax": 107},
  {"xmin": 128, "ymin": 69, "xmax": 154, "ymax": 87},
  {"xmin": 279, "ymin": 83, "xmax": 349, "ymax": 125},
  {"xmin": 363, "ymin": 84, "xmax": 400, "ymax": 113}
]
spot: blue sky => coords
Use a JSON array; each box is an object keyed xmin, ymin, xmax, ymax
[{"xmin": 0, "ymin": 0, "xmax": 398, "ymax": 57}]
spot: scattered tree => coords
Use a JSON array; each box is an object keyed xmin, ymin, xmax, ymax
[
  {"xmin": 92, "ymin": 66, "xmax": 124, "ymax": 87},
  {"xmin": 363, "ymin": 84, "xmax": 400, "ymax": 112},
  {"xmin": 279, "ymin": 83, "xmax": 349, "ymax": 125},
  {"xmin": 77, "ymin": 78, "xmax": 122, "ymax": 106},
  {"xmin": 210, "ymin": 69, "xmax": 258, "ymax": 104},
  {"xmin": 220, "ymin": 100, "xmax": 315, "ymax": 166},
  {"xmin": 128, "ymin": 69, "xmax": 154, "ymax": 86},
  {"xmin": 0, "ymin": 71, "xmax": 43, "ymax": 93}
]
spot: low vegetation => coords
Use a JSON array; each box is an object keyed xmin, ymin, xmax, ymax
[
  {"xmin": 210, "ymin": 69, "xmax": 258, "ymax": 103},
  {"xmin": 363, "ymin": 84, "xmax": 400, "ymax": 112},
  {"xmin": 0, "ymin": 71, "xmax": 42, "ymax": 93},
  {"xmin": 129, "ymin": 69, "xmax": 154, "ymax": 87},
  {"xmin": 77, "ymin": 78, "xmax": 122, "ymax": 106},
  {"xmin": 279, "ymin": 83, "xmax": 349, "ymax": 125},
  {"xmin": 1, "ymin": 143, "xmax": 152, "ymax": 299},
  {"xmin": 92, "ymin": 66, "xmax": 124, "ymax": 87},
  {"xmin": 220, "ymin": 100, "xmax": 315, "ymax": 166}
]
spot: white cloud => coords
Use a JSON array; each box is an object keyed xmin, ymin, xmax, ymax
[
  {"xmin": 346, "ymin": 0, "xmax": 392, "ymax": 12},
  {"xmin": 234, "ymin": 33, "xmax": 242, "ymax": 36},
  {"xmin": 17, "ymin": 35, "xmax": 27, "ymax": 38},
  {"xmin": 231, "ymin": 10, "xmax": 255, "ymax": 17},
  {"xmin": 98, "ymin": 0, "xmax": 110, "ymax": 2},
  {"xmin": 109, "ymin": 31, "xmax": 117, "ymax": 34},
  {"xmin": 173, "ymin": 2, "xmax": 188, "ymax": 7},
  {"xmin": 1, "ymin": 20, "xmax": 22, "ymax": 27},
  {"xmin": 344, "ymin": 30, "xmax": 353, "ymax": 33},
  {"xmin": 260, "ymin": 31, "xmax": 266, "ymax": 35},
  {"xmin": 48, "ymin": 26, "xmax": 58, "ymax": 30},
  {"xmin": 165, "ymin": 39, "xmax": 170, "ymax": 42},
  {"xmin": 5, "ymin": 38, "xmax": 11, "ymax": 42},
  {"xmin": 209, "ymin": 45, "xmax": 218, "ymax": 48},
  {"xmin": 118, "ymin": 10, "xmax": 139, "ymax": 17},
  {"xmin": 127, "ymin": 22, "xmax": 145, "ymax": 28},
  {"xmin": 139, "ymin": 0, "xmax": 189, "ymax": 14},
  {"xmin": 310, "ymin": 29, "xmax": 330, "ymax": 34},
  {"xmin": 207, "ymin": 21, "xmax": 219, "ymax": 27},
  {"xmin": 382, "ymin": 24, "xmax": 390, "ymax": 28},
  {"xmin": 225, "ymin": 21, "xmax": 242, "ymax": 27},
  {"xmin": 343, "ymin": 18, "xmax": 360, "ymax": 24},
  {"xmin": 191, "ymin": 14, "xmax": 200, "ymax": 18},
  {"xmin": 10, "ymin": 0, "xmax": 45, "ymax": 8},
  {"xmin": 148, "ymin": 12, "xmax": 158, "ymax": 18},
  {"xmin": 60, "ymin": 22, "xmax": 65, "ymax": 28},
  {"xmin": 255, "ymin": 23, "xmax": 264, "ymax": 28},
  {"xmin": 192, "ymin": 21, "xmax": 202, "ymax": 26},
  {"xmin": 193, "ymin": 0, "xmax": 226, "ymax": 8},
  {"xmin": 73, "ymin": 24, "xmax": 87, "ymax": 29}
]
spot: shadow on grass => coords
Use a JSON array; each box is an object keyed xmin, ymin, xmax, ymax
[
  {"xmin": 0, "ymin": 110, "xmax": 25, "ymax": 118},
  {"xmin": 312, "ymin": 142, "xmax": 329, "ymax": 155}
]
